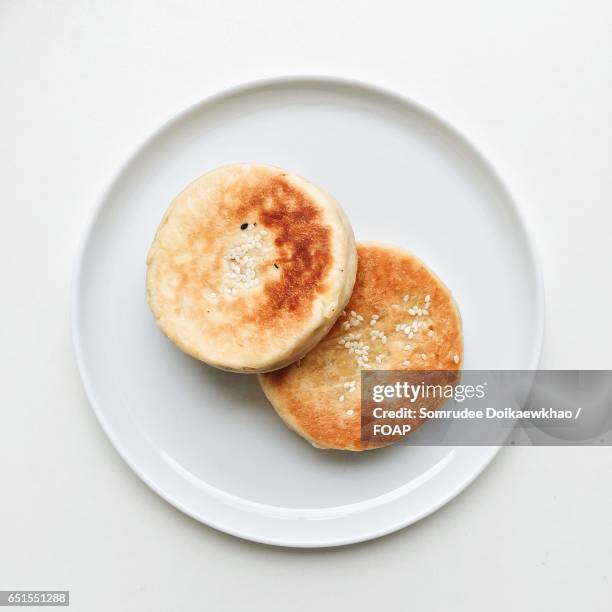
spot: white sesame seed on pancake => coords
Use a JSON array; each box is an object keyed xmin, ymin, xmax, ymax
[
  {"xmin": 258, "ymin": 242, "xmax": 463, "ymax": 451},
  {"xmin": 146, "ymin": 164, "xmax": 357, "ymax": 373}
]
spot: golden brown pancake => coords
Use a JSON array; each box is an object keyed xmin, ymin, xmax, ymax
[
  {"xmin": 146, "ymin": 164, "xmax": 356, "ymax": 372},
  {"xmin": 258, "ymin": 242, "xmax": 463, "ymax": 450}
]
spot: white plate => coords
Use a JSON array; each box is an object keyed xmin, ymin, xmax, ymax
[{"xmin": 73, "ymin": 76, "xmax": 543, "ymax": 547}]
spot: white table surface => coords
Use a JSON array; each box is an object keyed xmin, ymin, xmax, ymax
[{"xmin": 1, "ymin": 1, "xmax": 611, "ymax": 610}]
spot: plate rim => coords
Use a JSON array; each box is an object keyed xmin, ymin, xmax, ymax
[{"xmin": 71, "ymin": 74, "xmax": 545, "ymax": 547}]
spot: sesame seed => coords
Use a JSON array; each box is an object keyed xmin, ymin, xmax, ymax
[
  {"xmin": 346, "ymin": 409, "xmax": 355, "ymax": 416},
  {"xmin": 453, "ymin": 354, "xmax": 459, "ymax": 364},
  {"xmin": 402, "ymin": 360, "xmax": 411, "ymax": 366},
  {"xmin": 220, "ymin": 228, "xmax": 268, "ymax": 296},
  {"xmin": 403, "ymin": 294, "xmax": 410, "ymax": 302},
  {"xmin": 339, "ymin": 395, "xmax": 345, "ymax": 402},
  {"xmin": 371, "ymin": 314, "xmax": 380, "ymax": 320},
  {"xmin": 421, "ymin": 353, "xmax": 427, "ymax": 360},
  {"xmin": 427, "ymin": 330, "xmax": 434, "ymax": 337},
  {"xmin": 425, "ymin": 294, "xmax": 431, "ymax": 303},
  {"xmin": 392, "ymin": 304, "xmax": 400, "ymax": 309},
  {"xmin": 408, "ymin": 332, "xmax": 414, "ymax": 339},
  {"xmin": 350, "ymin": 310, "xmax": 357, "ymax": 317},
  {"xmin": 403, "ymin": 344, "xmax": 411, "ymax": 350}
]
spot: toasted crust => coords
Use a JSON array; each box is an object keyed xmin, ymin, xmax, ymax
[
  {"xmin": 146, "ymin": 164, "xmax": 357, "ymax": 372},
  {"xmin": 259, "ymin": 242, "xmax": 463, "ymax": 450}
]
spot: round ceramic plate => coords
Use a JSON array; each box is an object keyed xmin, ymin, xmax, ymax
[{"xmin": 73, "ymin": 76, "xmax": 543, "ymax": 547}]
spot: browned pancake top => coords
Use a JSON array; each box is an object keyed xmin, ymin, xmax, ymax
[
  {"xmin": 146, "ymin": 164, "xmax": 346, "ymax": 370},
  {"xmin": 260, "ymin": 242, "xmax": 464, "ymax": 450}
]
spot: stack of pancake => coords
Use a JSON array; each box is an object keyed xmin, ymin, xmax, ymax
[{"xmin": 147, "ymin": 164, "xmax": 462, "ymax": 451}]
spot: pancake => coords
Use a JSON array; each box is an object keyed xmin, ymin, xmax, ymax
[
  {"xmin": 146, "ymin": 164, "xmax": 357, "ymax": 373},
  {"xmin": 258, "ymin": 242, "xmax": 463, "ymax": 450}
]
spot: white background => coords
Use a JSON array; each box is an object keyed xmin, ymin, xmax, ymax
[{"xmin": 1, "ymin": 1, "xmax": 611, "ymax": 610}]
